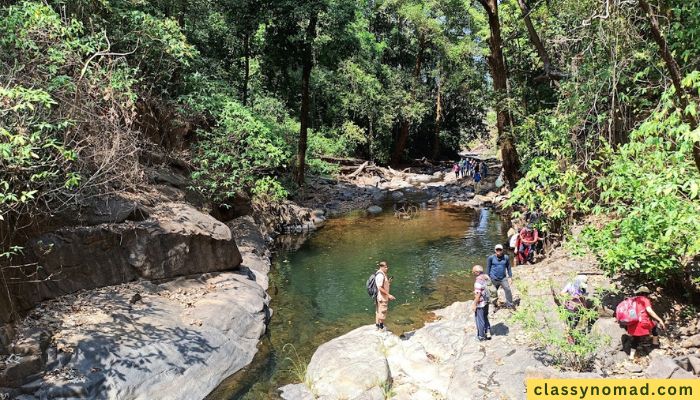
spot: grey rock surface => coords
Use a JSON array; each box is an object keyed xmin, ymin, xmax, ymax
[
  {"xmin": 390, "ymin": 191, "xmax": 405, "ymax": 201},
  {"xmin": 3, "ymin": 216, "xmax": 272, "ymax": 399},
  {"xmin": 7, "ymin": 271, "xmax": 268, "ymax": 400},
  {"xmin": 280, "ymin": 301, "xmax": 602, "ymax": 400},
  {"xmin": 367, "ymin": 206, "xmax": 383, "ymax": 214},
  {"xmin": 645, "ymin": 355, "xmax": 679, "ymax": 378},
  {"xmin": 4, "ymin": 202, "xmax": 242, "ymax": 322}
]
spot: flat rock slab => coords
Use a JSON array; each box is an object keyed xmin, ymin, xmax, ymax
[{"xmin": 12, "ymin": 271, "xmax": 269, "ymax": 400}]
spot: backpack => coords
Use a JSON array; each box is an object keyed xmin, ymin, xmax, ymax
[
  {"xmin": 616, "ymin": 297, "xmax": 642, "ymax": 325},
  {"xmin": 474, "ymin": 172, "xmax": 482, "ymax": 183},
  {"xmin": 366, "ymin": 271, "xmax": 384, "ymax": 301}
]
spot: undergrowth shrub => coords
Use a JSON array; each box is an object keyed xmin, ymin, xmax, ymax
[
  {"xmin": 504, "ymin": 157, "xmax": 591, "ymax": 232},
  {"xmin": 580, "ymin": 74, "xmax": 700, "ymax": 284},
  {"xmin": 189, "ymin": 97, "xmax": 289, "ymax": 204},
  {"xmin": 511, "ymin": 280, "xmax": 608, "ymax": 371},
  {"xmin": 1, "ymin": 1, "xmax": 142, "ymax": 223}
]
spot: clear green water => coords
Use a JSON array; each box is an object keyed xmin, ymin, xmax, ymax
[{"xmin": 207, "ymin": 206, "xmax": 507, "ymax": 399}]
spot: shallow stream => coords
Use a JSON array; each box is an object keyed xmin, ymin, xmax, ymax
[{"xmin": 207, "ymin": 206, "xmax": 508, "ymax": 399}]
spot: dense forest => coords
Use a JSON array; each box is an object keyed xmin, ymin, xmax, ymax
[{"xmin": 1, "ymin": 0, "xmax": 699, "ymax": 290}]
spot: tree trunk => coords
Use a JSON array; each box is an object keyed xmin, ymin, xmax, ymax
[
  {"xmin": 638, "ymin": 0, "xmax": 700, "ymax": 173},
  {"xmin": 391, "ymin": 33, "xmax": 426, "ymax": 166},
  {"xmin": 479, "ymin": 0, "xmax": 522, "ymax": 187},
  {"xmin": 391, "ymin": 121, "xmax": 411, "ymax": 166},
  {"xmin": 432, "ymin": 71, "xmax": 442, "ymax": 160},
  {"xmin": 295, "ymin": 13, "xmax": 318, "ymax": 185},
  {"xmin": 516, "ymin": 0, "xmax": 564, "ymax": 82},
  {"xmin": 242, "ymin": 34, "xmax": 250, "ymax": 106}
]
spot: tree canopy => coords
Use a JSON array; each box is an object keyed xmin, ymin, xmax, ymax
[{"xmin": 1, "ymin": 0, "xmax": 699, "ymax": 286}]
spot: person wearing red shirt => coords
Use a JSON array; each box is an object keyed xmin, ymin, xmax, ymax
[
  {"xmin": 515, "ymin": 224, "xmax": 539, "ymax": 265},
  {"xmin": 625, "ymin": 286, "xmax": 666, "ymax": 360}
]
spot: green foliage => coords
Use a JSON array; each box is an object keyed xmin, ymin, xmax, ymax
[
  {"xmin": 1, "ymin": 1, "xmax": 140, "ymax": 222},
  {"xmin": 505, "ymin": 158, "xmax": 591, "ymax": 231},
  {"xmin": 252, "ymin": 176, "xmax": 289, "ymax": 204},
  {"xmin": 511, "ymin": 280, "xmax": 609, "ymax": 371},
  {"xmin": 0, "ymin": 86, "xmax": 78, "ymax": 212},
  {"xmin": 580, "ymin": 78, "xmax": 700, "ymax": 283},
  {"xmin": 190, "ymin": 98, "xmax": 290, "ymax": 203},
  {"xmin": 282, "ymin": 343, "xmax": 313, "ymax": 389}
]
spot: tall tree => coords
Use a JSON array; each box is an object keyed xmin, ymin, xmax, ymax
[
  {"xmin": 296, "ymin": 12, "xmax": 319, "ymax": 185},
  {"xmin": 638, "ymin": 0, "xmax": 700, "ymax": 173},
  {"xmin": 515, "ymin": 0, "xmax": 565, "ymax": 82},
  {"xmin": 478, "ymin": 0, "xmax": 522, "ymax": 187}
]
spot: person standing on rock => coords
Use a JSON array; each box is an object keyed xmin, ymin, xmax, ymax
[
  {"xmin": 622, "ymin": 286, "xmax": 666, "ymax": 360},
  {"xmin": 452, "ymin": 162, "xmax": 460, "ymax": 179},
  {"xmin": 375, "ymin": 261, "xmax": 395, "ymax": 332},
  {"xmin": 471, "ymin": 265, "xmax": 491, "ymax": 341},
  {"xmin": 486, "ymin": 244, "xmax": 514, "ymax": 309}
]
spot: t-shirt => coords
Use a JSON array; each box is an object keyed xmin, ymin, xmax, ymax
[
  {"xmin": 626, "ymin": 296, "xmax": 654, "ymax": 336},
  {"xmin": 519, "ymin": 228, "xmax": 538, "ymax": 243},
  {"xmin": 474, "ymin": 275, "xmax": 489, "ymax": 308},
  {"xmin": 486, "ymin": 254, "xmax": 512, "ymax": 281},
  {"xmin": 562, "ymin": 283, "xmax": 586, "ymax": 311},
  {"xmin": 375, "ymin": 272, "xmax": 388, "ymax": 302}
]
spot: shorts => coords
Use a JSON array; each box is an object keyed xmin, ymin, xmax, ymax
[{"xmin": 376, "ymin": 299, "xmax": 388, "ymax": 320}]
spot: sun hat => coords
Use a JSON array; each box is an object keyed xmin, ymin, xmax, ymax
[
  {"xmin": 636, "ymin": 286, "xmax": 651, "ymax": 295},
  {"xmin": 494, "ymin": 244, "xmax": 504, "ymax": 250}
]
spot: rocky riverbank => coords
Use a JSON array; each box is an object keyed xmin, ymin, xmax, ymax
[
  {"xmin": 0, "ymin": 216, "xmax": 273, "ymax": 399},
  {"xmin": 295, "ymin": 159, "xmax": 506, "ymax": 218},
  {"xmin": 278, "ymin": 243, "xmax": 700, "ymax": 400},
  {"xmin": 0, "ymin": 157, "xmax": 503, "ymax": 398}
]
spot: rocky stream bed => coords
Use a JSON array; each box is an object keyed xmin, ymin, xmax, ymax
[{"xmin": 2, "ymin": 158, "xmax": 698, "ymax": 399}]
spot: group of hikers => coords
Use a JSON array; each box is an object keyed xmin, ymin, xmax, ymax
[
  {"xmin": 452, "ymin": 158, "xmax": 488, "ymax": 186},
  {"xmin": 369, "ymin": 243, "xmax": 667, "ymax": 360}
]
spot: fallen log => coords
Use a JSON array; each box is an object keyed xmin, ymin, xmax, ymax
[{"xmin": 346, "ymin": 161, "xmax": 369, "ymax": 178}]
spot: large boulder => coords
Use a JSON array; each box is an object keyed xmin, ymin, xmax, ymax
[
  {"xmin": 591, "ymin": 318, "xmax": 626, "ymax": 353},
  {"xmin": 645, "ymin": 355, "xmax": 680, "ymax": 379},
  {"xmin": 301, "ymin": 326, "xmax": 390, "ymax": 400},
  {"xmin": 2, "ymin": 202, "xmax": 242, "ymax": 323}
]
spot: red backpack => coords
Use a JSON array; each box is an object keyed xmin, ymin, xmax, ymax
[{"xmin": 615, "ymin": 297, "xmax": 642, "ymax": 325}]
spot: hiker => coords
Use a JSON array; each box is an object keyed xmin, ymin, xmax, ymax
[
  {"xmin": 508, "ymin": 227, "xmax": 519, "ymax": 255},
  {"xmin": 560, "ymin": 275, "xmax": 589, "ymax": 343},
  {"xmin": 481, "ymin": 161, "xmax": 488, "ymax": 178},
  {"xmin": 515, "ymin": 224, "xmax": 539, "ymax": 265},
  {"xmin": 374, "ymin": 261, "xmax": 395, "ymax": 331},
  {"xmin": 471, "ymin": 265, "xmax": 491, "ymax": 341},
  {"xmin": 621, "ymin": 286, "xmax": 666, "ymax": 360},
  {"xmin": 473, "ymin": 170, "xmax": 482, "ymax": 193},
  {"xmin": 486, "ymin": 244, "xmax": 514, "ymax": 309},
  {"xmin": 452, "ymin": 163, "xmax": 459, "ymax": 179},
  {"xmin": 459, "ymin": 158, "xmax": 467, "ymax": 178}
]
